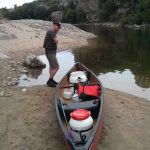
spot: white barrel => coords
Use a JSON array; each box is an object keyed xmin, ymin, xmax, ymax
[
  {"xmin": 69, "ymin": 109, "xmax": 93, "ymax": 142},
  {"xmin": 69, "ymin": 71, "xmax": 88, "ymax": 84}
]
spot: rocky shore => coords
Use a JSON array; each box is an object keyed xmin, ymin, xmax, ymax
[{"xmin": 0, "ymin": 19, "xmax": 150, "ymax": 150}]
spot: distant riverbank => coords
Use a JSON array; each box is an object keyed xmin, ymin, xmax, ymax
[{"xmin": 76, "ymin": 22, "xmax": 150, "ymax": 30}]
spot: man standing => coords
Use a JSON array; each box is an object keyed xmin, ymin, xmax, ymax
[{"xmin": 43, "ymin": 21, "xmax": 61, "ymax": 87}]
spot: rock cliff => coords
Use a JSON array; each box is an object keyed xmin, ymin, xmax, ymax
[
  {"xmin": 59, "ymin": 0, "xmax": 99, "ymax": 13},
  {"xmin": 59, "ymin": 0, "xmax": 99, "ymax": 22}
]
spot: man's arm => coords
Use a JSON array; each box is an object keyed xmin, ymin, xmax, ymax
[{"xmin": 54, "ymin": 37, "xmax": 58, "ymax": 45}]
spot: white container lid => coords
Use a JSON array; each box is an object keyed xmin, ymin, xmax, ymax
[
  {"xmin": 69, "ymin": 71, "xmax": 87, "ymax": 84},
  {"xmin": 70, "ymin": 71, "xmax": 85, "ymax": 77}
]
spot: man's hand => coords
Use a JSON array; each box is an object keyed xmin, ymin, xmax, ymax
[{"xmin": 54, "ymin": 37, "xmax": 58, "ymax": 44}]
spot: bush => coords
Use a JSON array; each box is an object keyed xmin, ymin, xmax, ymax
[
  {"xmin": 76, "ymin": 7, "xmax": 86, "ymax": 23},
  {"xmin": 64, "ymin": 8, "xmax": 77, "ymax": 23},
  {"xmin": 97, "ymin": 10, "xmax": 109, "ymax": 22},
  {"xmin": 97, "ymin": 0, "xmax": 117, "ymax": 22},
  {"xmin": 49, "ymin": 4, "xmax": 59, "ymax": 12},
  {"xmin": 143, "ymin": 10, "xmax": 150, "ymax": 23},
  {"xmin": 0, "ymin": 8, "xmax": 11, "ymax": 19},
  {"xmin": 34, "ymin": 5, "xmax": 49, "ymax": 20}
]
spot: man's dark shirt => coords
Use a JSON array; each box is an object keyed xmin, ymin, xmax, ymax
[{"xmin": 43, "ymin": 30, "xmax": 57, "ymax": 53}]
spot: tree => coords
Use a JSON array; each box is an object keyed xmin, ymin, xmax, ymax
[
  {"xmin": 76, "ymin": 7, "xmax": 86, "ymax": 23},
  {"xmin": 10, "ymin": 5, "xmax": 22, "ymax": 19},
  {"xmin": 64, "ymin": 8, "xmax": 77, "ymax": 23},
  {"xmin": 34, "ymin": 5, "xmax": 49, "ymax": 20},
  {"xmin": 49, "ymin": 4, "xmax": 59, "ymax": 12},
  {"xmin": 0, "ymin": 8, "xmax": 10, "ymax": 19},
  {"xmin": 98, "ymin": 0, "xmax": 117, "ymax": 22}
]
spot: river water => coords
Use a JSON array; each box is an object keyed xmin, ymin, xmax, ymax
[{"xmin": 19, "ymin": 25, "xmax": 150, "ymax": 100}]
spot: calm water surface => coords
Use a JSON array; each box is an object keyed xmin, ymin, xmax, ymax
[{"xmin": 19, "ymin": 26, "xmax": 150, "ymax": 100}]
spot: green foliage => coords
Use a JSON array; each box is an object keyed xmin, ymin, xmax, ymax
[
  {"xmin": 67, "ymin": 0, "xmax": 76, "ymax": 10},
  {"xmin": 97, "ymin": 0, "xmax": 150, "ymax": 24},
  {"xmin": 120, "ymin": 0, "xmax": 150, "ymax": 25},
  {"xmin": 0, "ymin": 8, "xmax": 10, "ymax": 19},
  {"xmin": 63, "ymin": 8, "xmax": 77, "ymax": 23},
  {"xmin": 62, "ymin": 2, "xmax": 86, "ymax": 23},
  {"xmin": 34, "ymin": 5, "xmax": 49, "ymax": 20},
  {"xmin": 0, "ymin": 0, "xmax": 59, "ymax": 20},
  {"xmin": 49, "ymin": 4, "xmax": 59, "ymax": 13},
  {"xmin": 0, "ymin": 0, "xmax": 150, "ymax": 24},
  {"xmin": 76, "ymin": 7, "xmax": 86, "ymax": 23},
  {"xmin": 98, "ymin": 9, "xmax": 109, "ymax": 22},
  {"xmin": 98, "ymin": 0, "xmax": 117, "ymax": 22}
]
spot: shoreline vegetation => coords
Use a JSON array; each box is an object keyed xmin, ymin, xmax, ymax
[
  {"xmin": 0, "ymin": 19, "xmax": 150, "ymax": 150},
  {"xmin": 75, "ymin": 22, "xmax": 150, "ymax": 30},
  {"xmin": 0, "ymin": 0, "xmax": 149, "ymax": 26}
]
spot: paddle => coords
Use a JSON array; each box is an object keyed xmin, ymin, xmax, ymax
[{"xmin": 58, "ymin": 99, "xmax": 73, "ymax": 139}]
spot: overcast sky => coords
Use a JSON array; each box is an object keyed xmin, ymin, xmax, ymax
[{"xmin": 0, "ymin": 0, "xmax": 35, "ymax": 8}]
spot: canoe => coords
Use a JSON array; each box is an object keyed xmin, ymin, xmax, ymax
[{"xmin": 55, "ymin": 62, "xmax": 104, "ymax": 150}]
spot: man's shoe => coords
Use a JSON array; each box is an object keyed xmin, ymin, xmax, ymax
[
  {"xmin": 46, "ymin": 79, "xmax": 56, "ymax": 87},
  {"xmin": 47, "ymin": 78, "xmax": 58, "ymax": 85},
  {"xmin": 51, "ymin": 79, "xmax": 58, "ymax": 85},
  {"xmin": 47, "ymin": 78, "xmax": 51, "ymax": 85},
  {"xmin": 47, "ymin": 82, "xmax": 56, "ymax": 87}
]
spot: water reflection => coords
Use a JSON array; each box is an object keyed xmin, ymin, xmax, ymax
[
  {"xmin": 19, "ymin": 50, "xmax": 75, "ymax": 87},
  {"xmin": 19, "ymin": 26, "xmax": 150, "ymax": 100},
  {"xmin": 75, "ymin": 26, "xmax": 150, "ymax": 89}
]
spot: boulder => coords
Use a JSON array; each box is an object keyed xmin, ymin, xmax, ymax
[{"xmin": 24, "ymin": 54, "xmax": 46, "ymax": 68}]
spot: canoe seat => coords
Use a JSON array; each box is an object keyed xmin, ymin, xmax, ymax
[{"xmin": 62, "ymin": 100, "xmax": 101, "ymax": 119}]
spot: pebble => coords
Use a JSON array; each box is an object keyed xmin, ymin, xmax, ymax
[
  {"xmin": 12, "ymin": 78, "xmax": 18, "ymax": 81},
  {"xmin": 5, "ymin": 93, "xmax": 12, "ymax": 97},
  {"xmin": 17, "ymin": 75, "xmax": 21, "ymax": 79},
  {"xmin": 22, "ymin": 88, "xmax": 27, "ymax": 92},
  {"xmin": 9, "ymin": 60, "xmax": 16, "ymax": 64},
  {"xmin": 0, "ymin": 91, "xmax": 4, "ymax": 97},
  {"xmin": 7, "ymin": 82, "xmax": 12, "ymax": 86},
  {"xmin": 11, "ymin": 78, "xmax": 19, "ymax": 85},
  {"xmin": 21, "ymin": 69, "xmax": 28, "ymax": 74},
  {"xmin": 12, "ymin": 68, "xmax": 16, "ymax": 71},
  {"xmin": 17, "ymin": 62, "xmax": 21, "ymax": 65},
  {"xmin": 10, "ymin": 60, "xmax": 18, "ymax": 68},
  {"xmin": 3, "ymin": 80, "xmax": 7, "ymax": 84},
  {"xmin": 12, "ymin": 82, "xmax": 18, "ymax": 85},
  {"xmin": 12, "ymin": 64, "xmax": 17, "ymax": 68},
  {"xmin": 116, "ymin": 115, "xmax": 121, "ymax": 118}
]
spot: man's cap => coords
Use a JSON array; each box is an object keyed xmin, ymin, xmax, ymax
[{"xmin": 53, "ymin": 21, "xmax": 61, "ymax": 29}]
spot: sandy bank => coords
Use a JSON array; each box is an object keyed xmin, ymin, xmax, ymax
[
  {"xmin": 0, "ymin": 19, "xmax": 150, "ymax": 150},
  {"xmin": 0, "ymin": 19, "xmax": 96, "ymax": 60}
]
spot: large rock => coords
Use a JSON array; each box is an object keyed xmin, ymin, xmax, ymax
[
  {"xmin": 52, "ymin": 11, "xmax": 63, "ymax": 22},
  {"xmin": 24, "ymin": 54, "xmax": 46, "ymax": 68}
]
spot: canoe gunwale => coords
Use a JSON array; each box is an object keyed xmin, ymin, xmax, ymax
[{"xmin": 55, "ymin": 62, "xmax": 104, "ymax": 150}]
